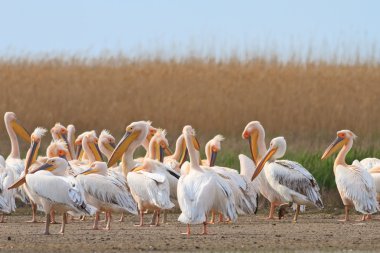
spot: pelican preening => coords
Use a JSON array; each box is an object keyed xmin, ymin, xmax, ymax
[{"xmin": 3, "ymin": 110, "xmax": 380, "ymax": 236}]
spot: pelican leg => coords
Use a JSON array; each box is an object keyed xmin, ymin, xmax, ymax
[
  {"xmin": 93, "ymin": 212, "xmax": 100, "ymax": 230},
  {"xmin": 150, "ymin": 211, "xmax": 157, "ymax": 225},
  {"xmin": 162, "ymin": 210, "xmax": 167, "ymax": 224},
  {"xmin": 59, "ymin": 213, "xmax": 67, "ymax": 234},
  {"xmin": 181, "ymin": 224, "xmax": 191, "ymax": 236},
  {"xmin": 366, "ymin": 214, "xmax": 372, "ymax": 220},
  {"xmin": 80, "ymin": 215, "xmax": 86, "ymax": 221},
  {"xmin": 339, "ymin": 206, "xmax": 349, "ymax": 222},
  {"xmin": 134, "ymin": 210, "xmax": 144, "ymax": 227},
  {"xmin": 151, "ymin": 210, "xmax": 161, "ymax": 227},
  {"xmin": 104, "ymin": 212, "xmax": 111, "ymax": 230},
  {"xmin": 209, "ymin": 211, "xmax": 215, "ymax": 224},
  {"xmin": 50, "ymin": 209, "xmax": 57, "ymax": 224},
  {"xmin": 293, "ymin": 204, "xmax": 300, "ymax": 223},
  {"xmin": 201, "ymin": 221, "xmax": 208, "ymax": 235},
  {"xmin": 44, "ymin": 213, "xmax": 51, "ymax": 235},
  {"xmin": 265, "ymin": 202, "xmax": 276, "ymax": 220},
  {"xmin": 219, "ymin": 213, "xmax": 224, "ymax": 223},
  {"xmin": 26, "ymin": 202, "xmax": 38, "ymax": 223},
  {"xmin": 118, "ymin": 213, "xmax": 125, "ymax": 222}
]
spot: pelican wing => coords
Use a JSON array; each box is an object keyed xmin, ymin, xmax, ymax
[
  {"xmin": 269, "ymin": 160, "xmax": 323, "ymax": 208},
  {"xmin": 127, "ymin": 171, "xmax": 174, "ymax": 209},
  {"xmin": 239, "ymin": 154, "xmax": 255, "ymax": 179},
  {"xmin": 77, "ymin": 174, "xmax": 137, "ymax": 214},
  {"xmin": 26, "ymin": 174, "xmax": 95, "ymax": 215},
  {"xmin": 336, "ymin": 164, "xmax": 379, "ymax": 214},
  {"xmin": 357, "ymin": 158, "xmax": 380, "ymax": 171}
]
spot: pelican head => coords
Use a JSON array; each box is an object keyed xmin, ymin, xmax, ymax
[
  {"xmin": 75, "ymin": 131, "xmax": 95, "ymax": 160},
  {"xmin": 242, "ymin": 121, "xmax": 265, "ymax": 165},
  {"xmin": 82, "ymin": 132, "xmax": 103, "ymax": 162},
  {"xmin": 51, "ymin": 123, "xmax": 68, "ymax": 142},
  {"xmin": 46, "ymin": 139, "xmax": 69, "ymax": 159},
  {"xmin": 107, "ymin": 121, "xmax": 152, "ymax": 167},
  {"xmin": 33, "ymin": 157, "xmax": 69, "ymax": 176},
  {"xmin": 80, "ymin": 161, "xmax": 108, "ymax": 176},
  {"xmin": 182, "ymin": 125, "xmax": 200, "ymax": 151},
  {"xmin": 25, "ymin": 127, "xmax": 47, "ymax": 172},
  {"xmin": 321, "ymin": 130, "xmax": 356, "ymax": 160},
  {"xmin": 206, "ymin": 135, "xmax": 225, "ymax": 167},
  {"xmin": 251, "ymin": 137, "xmax": 286, "ymax": 181},
  {"xmin": 150, "ymin": 129, "xmax": 170, "ymax": 162},
  {"xmin": 4, "ymin": 112, "xmax": 31, "ymax": 143},
  {"xmin": 99, "ymin": 129, "xmax": 116, "ymax": 152}
]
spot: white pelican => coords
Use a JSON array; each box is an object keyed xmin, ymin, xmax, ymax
[
  {"xmin": 203, "ymin": 134, "xmax": 258, "ymax": 223},
  {"xmin": 4, "ymin": 112, "xmax": 31, "ymax": 203},
  {"xmin": 177, "ymin": 125, "xmax": 237, "ymax": 236},
  {"xmin": 252, "ymin": 137, "xmax": 323, "ymax": 222},
  {"xmin": 145, "ymin": 129, "xmax": 180, "ymax": 225},
  {"xmin": 108, "ymin": 121, "xmax": 174, "ymax": 227},
  {"xmin": 321, "ymin": 130, "xmax": 379, "ymax": 221},
  {"xmin": 9, "ymin": 127, "xmax": 48, "ymax": 223},
  {"xmin": 76, "ymin": 161, "xmax": 137, "ymax": 230},
  {"xmin": 17, "ymin": 157, "xmax": 95, "ymax": 234},
  {"xmin": 241, "ymin": 121, "xmax": 285, "ymax": 219},
  {"xmin": 0, "ymin": 163, "xmax": 16, "ymax": 222}
]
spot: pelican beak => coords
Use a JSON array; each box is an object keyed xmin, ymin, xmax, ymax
[
  {"xmin": 321, "ymin": 136, "xmax": 348, "ymax": 160},
  {"xmin": 24, "ymin": 139, "xmax": 39, "ymax": 174},
  {"xmin": 108, "ymin": 130, "xmax": 141, "ymax": 167},
  {"xmin": 131, "ymin": 166, "xmax": 144, "ymax": 172},
  {"xmin": 248, "ymin": 131, "xmax": 259, "ymax": 165},
  {"xmin": 79, "ymin": 167, "xmax": 98, "ymax": 175},
  {"xmin": 88, "ymin": 142, "xmax": 103, "ymax": 162},
  {"xmin": 159, "ymin": 146, "xmax": 165, "ymax": 163},
  {"xmin": 11, "ymin": 120, "xmax": 31, "ymax": 143},
  {"xmin": 192, "ymin": 136, "xmax": 200, "ymax": 151},
  {"xmin": 179, "ymin": 149, "xmax": 188, "ymax": 167},
  {"xmin": 164, "ymin": 147, "xmax": 173, "ymax": 156},
  {"xmin": 251, "ymin": 147, "xmax": 277, "ymax": 181},
  {"xmin": 60, "ymin": 133, "xmax": 73, "ymax": 160},
  {"xmin": 104, "ymin": 142, "xmax": 116, "ymax": 152},
  {"xmin": 31, "ymin": 162, "xmax": 55, "ymax": 173},
  {"xmin": 178, "ymin": 139, "xmax": 188, "ymax": 166},
  {"xmin": 76, "ymin": 145, "xmax": 83, "ymax": 160},
  {"xmin": 209, "ymin": 149, "xmax": 218, "ymax": 167},
  {"xmin": 8, "ymin": 176, "xmax": 27, "ymax": 189}
]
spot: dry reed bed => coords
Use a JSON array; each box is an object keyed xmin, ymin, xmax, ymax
[{"xmin": 0, "ymin": 57, "xmax": 379, "ymax": 154}]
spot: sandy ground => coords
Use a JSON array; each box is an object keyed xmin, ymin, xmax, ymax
[{"xmin": 1, "ymin": 209, "xmax": 380, "ymax": 253}]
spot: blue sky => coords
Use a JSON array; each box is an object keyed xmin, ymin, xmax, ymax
[{"xmin": 0, "ymin": 0, "xmax": 379, "ymax": 61}]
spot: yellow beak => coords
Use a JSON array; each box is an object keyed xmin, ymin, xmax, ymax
[
  {"xmin": 251, "ymin": 147, "xmax": 277, "ymax": 181},
  {"xmin": 248, "ymin": 131, "xmax": 259, "ymax": 165},
  {"xmin": 11, "ymin": 120, "xmax": 31, "ymax": 143},
  {"xmin": 107, "ymin": 130, "xmax": 141, "ymax": 167},
  {"xmin": 321, "ymin": 136, "xmax": 348, "ymax": 160}
]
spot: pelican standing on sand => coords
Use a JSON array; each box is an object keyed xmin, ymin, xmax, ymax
[
  {"xmin": 321, "ymin": 130, "xmax": 379, "ymax": 221},
  {"xmin": 241, "ymin": 121, "xmax": 285, "ymax": 219},
  {"xmin": 177, "ymin": 125, "xmax": 237, "ymax": 235},
  {"xmin": 252, "ymin": 137, "xmax": 323, "ymax": 222},
  {"xmin": 76, "ymin": 161, "xmax": 137, "ymax": 230},
  {"xmin": 108, "ymin": 121, "xmax": 174, "ymax": 227},
  {"xmin": 4, "ymin": 112, "xmax": 31, "ymax": 203}
]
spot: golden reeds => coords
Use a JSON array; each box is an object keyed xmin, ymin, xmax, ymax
[{"xmin": 0, "ymin": 56, "xmax": 379, "ymax": 154}]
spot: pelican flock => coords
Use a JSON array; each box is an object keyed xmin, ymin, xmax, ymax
[{"xmin": 1, "ymin": 111, "xmax": 380, "ymax": 236}]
